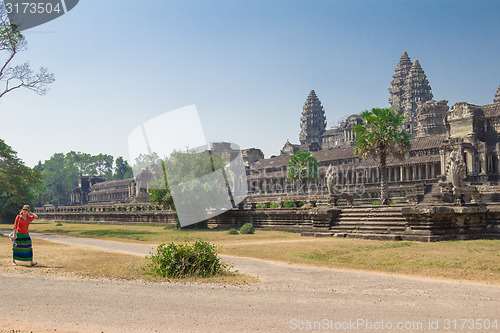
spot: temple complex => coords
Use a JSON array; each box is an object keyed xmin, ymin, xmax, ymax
[
  {"xmin": 247, "ymin": 52, "xmax": 500, "ymax": 205},
  {"xmin": 71, "ymin": 52, "xmax": 500, "ymax": 207}
]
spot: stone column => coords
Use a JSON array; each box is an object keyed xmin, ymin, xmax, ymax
[{"xmin": 412, "ymin": 166, "xmax": 417, "ymax": 180}]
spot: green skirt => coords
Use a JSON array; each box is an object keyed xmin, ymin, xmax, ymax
[{"xmin": 12, "ymin": 233, "xmax": 33, "ymax": 261}]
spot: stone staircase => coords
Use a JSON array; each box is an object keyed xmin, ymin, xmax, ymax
[{"xmin": 304, "ymin": 205, "xmax": 408, "ymax": 240}]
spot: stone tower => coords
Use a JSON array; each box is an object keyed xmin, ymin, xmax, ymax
[
  {"xmin": 299, "ymin": 90, "xmax": 326, "ymax": 146},
  {"xmin": 389, "ymin": 51, "xmax": 413, "ymax": 115},
  {"xmin": 416, "ymin": 100, "xmax": 449, "ymax": 137},
  {"xmin": 403, "ymin": 59, "xmax": 433, "ymax": 121},
  {"xmin": 494, "ymin": 85, "xmax": 500, "ymax": 104}
]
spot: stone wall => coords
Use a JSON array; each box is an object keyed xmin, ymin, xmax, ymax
[{"xmin": 34, "ymin": 203, "xmax": 500, "ymax": 242}]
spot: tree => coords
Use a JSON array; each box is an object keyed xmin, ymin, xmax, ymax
[
  {"xmin": 0, "ymin": 139, "xmax": 42, "ymax": 223},
  {"xmin": 353, "ymin": 107, "xmax": 411, "ymax": 205},
  {"xmin": 287, "ymin": 151, "xmax": 319, "ymax": 193},
  {"xmin": 0, "ymin": 4, "xmax": 55, "ymax": 98},
  {"xmin": 113, "ymin": 156, "xmax": 133, "ymax": 180}
]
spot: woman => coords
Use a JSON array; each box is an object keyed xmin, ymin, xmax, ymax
[{"xmin": 12, "ymin": 205, "xmax": 38, "ymax": 266}]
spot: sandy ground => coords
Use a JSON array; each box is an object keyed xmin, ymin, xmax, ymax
[{"xmin": 1, "ymin": 232, "xmax": 499, "ymax": 333}]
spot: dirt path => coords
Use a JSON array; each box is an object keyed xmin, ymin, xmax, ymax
[{"xmin": 1, "ymin": 231, "xmax": 499, "ymax": 332}]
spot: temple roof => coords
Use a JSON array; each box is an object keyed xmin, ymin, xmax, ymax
[
  {"xmin": 481, "ymin": 102, "xmax": 500, "ymax": 118},
  {"xmin": 90, "ymin": 178, "xmax": 134, "ymax": 189}
]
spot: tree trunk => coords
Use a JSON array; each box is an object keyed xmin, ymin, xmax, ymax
[{"xmin": 379, "ymin": 152, "xmax": 389, "ymax": 205}]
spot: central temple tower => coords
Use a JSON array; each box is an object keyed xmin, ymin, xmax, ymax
[{"xmin": 389, "ymin": 52, "xmax": 433, "ymax": 134}]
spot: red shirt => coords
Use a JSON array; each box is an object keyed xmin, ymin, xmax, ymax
[{"xmin": 14, "ymin": 214, "xmax": 37, "ymax": 235}]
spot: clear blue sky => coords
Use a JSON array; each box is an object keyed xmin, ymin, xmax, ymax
[{"xmin": 1, "ymin": 0, "xmax": 499, "ymax": 167}]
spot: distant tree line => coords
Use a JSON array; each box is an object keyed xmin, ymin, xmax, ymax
[{"xmin": 0, "ymin": 138, "xmax": 134, "ymax": 222}]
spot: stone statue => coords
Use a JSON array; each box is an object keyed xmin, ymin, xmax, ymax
[
  {"xmin": 446, "ymin": 149, "xmax": 466, "ymax": 189},
  {"xmin": 446, "ymin": 149, "xmax": 482, "ymax": 204},
  {"xmin": 326, "ymin": 165, "xmax": 353, "ymax": 206},
  {"xmin": 326, "ymin": 165, "xmax": 337, "ymax": 196}
]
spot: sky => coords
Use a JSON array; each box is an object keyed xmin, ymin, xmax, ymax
[{"xmin": 0, "ymin": 0, "xmax": 499, "ymax": 167}]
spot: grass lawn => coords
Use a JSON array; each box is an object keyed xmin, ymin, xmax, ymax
[{"xmin": 6, "ymin": 220, "xmax": 500, "ymax": 285}]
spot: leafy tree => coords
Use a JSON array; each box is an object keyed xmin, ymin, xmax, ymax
[
  {"xmin": 39, "ymin": 152, "xmax": 115, "ymax": 206},
  {"xmin": 287, "ymin": 151, "xmax": 319, "ymax": 192},
  {"xmin": 113, "ymin": 156, "xmax": 133, "ymax": 180},
  {"xmin": 353, "ymin": 107, "xmax": 411, "ymax": 205},
  {"xmin": 0, "ymin": 4, "xmax": 54, "ymax": 99},
  {"xmin": 133, "ymin": 152, "xmax": 161, "ymax": 174},
  {"xmin": 0, "ymin": 139, "xmax": 42, "ymax": 223}
]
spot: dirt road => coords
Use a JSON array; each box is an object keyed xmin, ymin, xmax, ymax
[{"xmin": 1, "ymin": 232, "xmax": 499, "ymax": 332}]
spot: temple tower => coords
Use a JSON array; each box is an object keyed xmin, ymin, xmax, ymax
[
  {"xmin": 404, "ymin": 60, "xmax": 433, "ymax": 117},
  {"xmin": 494, "ymin": 85, "xmax": 500, "ymax": 104},
  {"xmin": 299, "ymin": 90, "xmax": 326, "ymax": 146},
  {"xmin": 389, "ymin": 51, "xmax": 412, "ymax": 115}
]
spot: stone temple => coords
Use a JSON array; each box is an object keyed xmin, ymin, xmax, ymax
[
  {"xmin": 71, "ymin": 52, "xmax": 500, "ymax": 207},
  {"xmin": 246, "ymin": 52, "xmax": 500, "ymax": 205}
]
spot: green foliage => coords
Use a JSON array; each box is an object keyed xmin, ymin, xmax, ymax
[
  {"xmin": 56, "ymin": 222, "xmax": 63, "ymax": 226},
  {"xmin": 227, "ymin": 228, "xmax": 239, "ymax": 235},
  {"xmin": 146, "ymin": 240, "xmax": 229, "ymax": 278},
  {"xmin": 282, "ymin": 201, "xmax": 295, "ymax": 208},
  {"xmin": 239, "ymin": 223, "xmax": 255, "ymax": 234},
  {"xmin": 389, "ymin": 202, "xmax": 396, "ymax": 206},
  {"xmin": 37, "ymin": 151, "xmax": 114, "ymax": 206},
  {"xmin": 353, "ymin": 107, "xmax": 411, "ymax": 205},
  {"xmin": 269, "ymin": 202, "xmax": 280, "ymax": 209},
  {"xmin": 298, "ymin": 201, "xmax": 306, "ymax": 207},
  {"xmin": 287, "ymin": 151, "xmax": 319, "ymax": 189},
  {"xmin": 113, "ymin": 156, "xmax": 133, "ymax": 180},
  {"xmin": 371, "ymin": 200, "xmax": 381, "ymax": 205},
  {"xmin": 255, "ymin": 203, "xmax": 265, "ymax": 209},
  {"xmin": 164, "ymin": 224, "xmax": 178, "ymax": 230},
  {"xmin": 0, "ymin": 139, "xmax": 42, "ymax": 223},
  {"xmin": 91, "ymin": 221, "xmax": 99, "ymax": 225}
]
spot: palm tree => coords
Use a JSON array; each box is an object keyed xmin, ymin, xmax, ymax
[
  {"xmin": 287, "ymin": 151, "xmax": 319, "ymax": 193},
  {"xmin": 353, "ymin": 107, "xmax": 411, "ymax": 205}
]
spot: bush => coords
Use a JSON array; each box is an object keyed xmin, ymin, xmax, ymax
[
  {"xmin": 146, "ymin": 240, "xmax": 229, "ymax": 278},
  {"xmin": 389, "ymin": 202, "xmax": 396, "ymax": 206},
  {"xmin": 164, "ymin": 223, "xmax": 178, "ymax": 230},
  {"xmin": 371, "ymin": 200, "xmax": 381, "ymax": 205},
  {"xmin": 227, "ymin": 228, "xmax": 239, "ymax": 235},
  {"xmin": 255, "ymin": 203, "xmax": 265, "ymax": 209},
  {"xmin": 269, "ymin": 202, "xmax": 280, "ymax": 209},
  {"xmin": 298, "ymin": 201, "xmax": 306, "ymax": 207},
  {"xmin": 282, "ymin": 201, "xmax": 294, "ymax": 208},
  {"xmin": 55, "ymin": 222, "xmax": 63, "ymax": 226},
  {"xmin": 239, "ymin": 222, "xmax": 255, "ymax": 234}
]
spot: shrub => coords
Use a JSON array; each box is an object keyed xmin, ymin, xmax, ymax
[
  {"xmin": 146, "ymin": 240, "xmax": 229, "ymax": 278},
  {"xmin": 371, "ymin": 200, "xmax": 381, "ymax": 205},
  {"xmin": 227, "ymin": 228, "xmax": 239, "ymax": 235},
  {"xmin": 255, "ymin": 203, "xmax": 265, "ymax": 209},
  {"xmin": 239, "ymin": 222, "xmax": 255, "ymax": 234},
  {"xmin": 164, "ymin": 223, "xmax": 178, "ymax": 230},
  {"xmin": 56, "ymin": 222, "xmax": 63, "ymax": 226},
  {"xmin": 389, "ymin": 202, "xmax": 396, "ymax": 206},
  {"xmin": 282, "ymin": 201, "xmax": 294, "ymax": 208},
  {"xmin": 298, "ymin": 201, "xmax": 306, "ymax": 207},
  {"xmin": 91, "ymin": 221, "xmax": 99, "ymax": 225},
  {"xmin": 269, "ymin": 202, "xmax": 280, "ymax": 209}
]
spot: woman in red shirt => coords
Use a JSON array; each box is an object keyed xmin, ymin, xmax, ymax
[{"xmin": 12, "ymin": 205, "xmax": 38, "ymax": 266}]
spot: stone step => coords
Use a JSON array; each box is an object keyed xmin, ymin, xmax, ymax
[{"xmin": 339, "ymin": 216, "xmax": 407, "ymax": 221}]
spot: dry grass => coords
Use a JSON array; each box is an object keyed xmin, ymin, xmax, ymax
[
  {"xmin": 16, "ymin": 220, "xmax": 500, "ymax": 285},
  {"xmin": 0, "ymin": 234, "xmax": 256, "ymax": 285}
]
